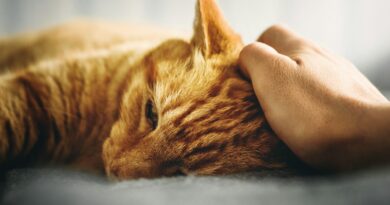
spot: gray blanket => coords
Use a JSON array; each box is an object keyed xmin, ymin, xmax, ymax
[{"xmin": 1, "ymin": 166, "xmax": 390, "ymax": 205}]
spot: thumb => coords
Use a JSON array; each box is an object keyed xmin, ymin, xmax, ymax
[{"xmin": 239, "ymin": 42, "xmax": 295, "ymax": 81}]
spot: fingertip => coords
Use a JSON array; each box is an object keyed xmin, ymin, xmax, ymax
[
  {"xmin": 239, "ymin": 42, "xmax": 279, "ymax": 77},
  {"xmin": 241, "ymin": 42, "xmax": 279, "ymax": 57}
]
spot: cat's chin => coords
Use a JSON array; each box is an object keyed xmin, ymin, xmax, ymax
[{"xmin": 105, "ymin": 163, "xmax": 155, "ymax": 180}]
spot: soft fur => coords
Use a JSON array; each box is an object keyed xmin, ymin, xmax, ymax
[{"xmin": 0, "ymin": 0, "xmax": 304, "ymax": 180}]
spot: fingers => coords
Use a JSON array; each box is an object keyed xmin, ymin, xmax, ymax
[
  {"xmin": 258, "ymin": 24, "xmax": 311, "ymax": 56},
  {"xmin": 239, "ymin": 42, "xmax": 298, "ymax": 121},
  {"xmin": 239, "ymin": 42, "xmax": 296, "ymax": 79}
]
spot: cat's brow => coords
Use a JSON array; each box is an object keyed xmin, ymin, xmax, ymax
[{"xmin": 160, "ymin": 75, "xmax": 236, "ymax": 116}]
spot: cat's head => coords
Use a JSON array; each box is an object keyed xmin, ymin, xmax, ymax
[{"xmin": 103, "ymin": 0, "xmax": 297, "ymax": 179}]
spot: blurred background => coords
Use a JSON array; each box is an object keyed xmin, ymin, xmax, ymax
[{"xmin": 0, "ymin": 0, "xmax": 389, "ymax": 95}]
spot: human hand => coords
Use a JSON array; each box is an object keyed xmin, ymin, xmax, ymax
[{"xmin": 239, "ymin": 25, "xmax": 390, "ymax": 171}]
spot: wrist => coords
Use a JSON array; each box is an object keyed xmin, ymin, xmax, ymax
[
  {"xmin": 313, "ymin": 101, "xmax": 390, "ymax": 172},
  {"xmin": 363, "ymin": 103, "xmax": 390, "ymax": 139},
  {"xmin": 357, "ymin": 102, "xmax": 390, "ymax": 167}
]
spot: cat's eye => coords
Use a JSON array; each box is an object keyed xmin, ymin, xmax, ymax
[{"xmin": 146, "ymin": 99, "xmax": 158, "ymax": 129}]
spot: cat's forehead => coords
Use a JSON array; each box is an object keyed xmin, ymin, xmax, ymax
[
  {"xmin": 143, "ymin": 38, "xmax": 245, "ymax": 108},
  {"xmin": 154, "ymin": 52, "xmax": 239, "ymax": 99}
]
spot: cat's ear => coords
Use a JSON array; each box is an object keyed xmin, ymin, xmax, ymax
[{"xmin": 191, "ymin": 0, "xmax": 242, "ymax": 57}]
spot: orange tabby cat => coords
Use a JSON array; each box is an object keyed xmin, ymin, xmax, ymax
[{"xmin": 0, "ymin": 0, "xmax": 306, "ymax": 179}]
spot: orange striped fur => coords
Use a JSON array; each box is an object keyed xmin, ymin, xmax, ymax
[{"xmin": 0, "ymin": 0, "xmax": 305, "ymax": 179}]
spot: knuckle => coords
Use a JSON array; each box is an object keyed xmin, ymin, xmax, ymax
[
  {"xmin": 268, "ymin": 24, "xmax": 289, "ymax": 32},
  {"xmin": 262, "ymin": 24, "xmax": 289, "ymax": 38}
]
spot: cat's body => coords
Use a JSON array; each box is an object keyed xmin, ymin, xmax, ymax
[
  {"xmin": 0, "ymin": 20, "xmax": 184, "ymax": 74},
  {"xmin": 0, "ymin": 0, "xmax": 306, "ymax": 179}
]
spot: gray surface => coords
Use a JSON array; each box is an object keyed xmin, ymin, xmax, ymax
[
  {"xmin": 367, "ymin": 57, "xmax": 390, "ymax": 90},
  {"xmin": 2, "ymin": 167, "xmax": 390, "ymax": 205},
  {"xmin": 383, "ymin": 91, "xmax": 390, "ymax": 99}
]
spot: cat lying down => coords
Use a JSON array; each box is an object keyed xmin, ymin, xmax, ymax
[{"xmin": 0, "ymin": 0, "xmax": 309, "ymax": 180}]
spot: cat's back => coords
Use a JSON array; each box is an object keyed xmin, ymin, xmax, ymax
[{"xmin": 0, "ymin": 20, "xmax": 187, "ymax": 73}]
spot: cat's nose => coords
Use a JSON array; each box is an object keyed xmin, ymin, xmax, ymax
[{"xmin": 106, "ymin": 161, "xmax": 159, "ymax": 180}]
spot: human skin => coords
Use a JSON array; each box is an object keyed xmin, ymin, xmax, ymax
[{"xmin": 239, "ymin": 24, "xmax": 390, "ymax": 172}]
